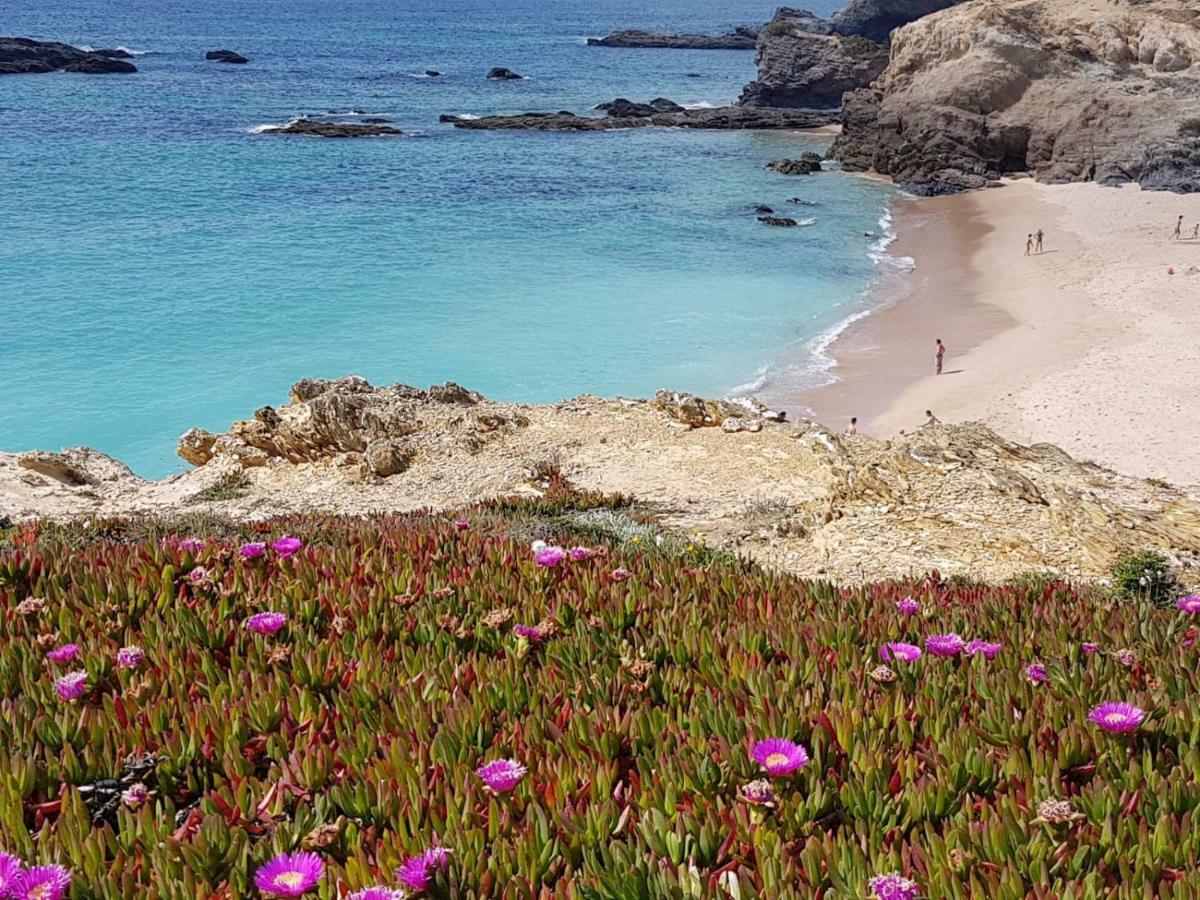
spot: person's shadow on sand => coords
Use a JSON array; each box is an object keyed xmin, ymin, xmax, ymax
[{"xmin": 940, "ymin": 369, "xmax": 965, "ymax": 375}]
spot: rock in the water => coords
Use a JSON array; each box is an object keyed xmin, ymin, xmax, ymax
[
  {"xmin": 739, "ymin": 26, "xmax": 888, "ymax": 109},
  {"xmin": 92, "ymin": 47, "xmax": 133, "ymax": 58},
  {"xmin": 425, "ymin": 69, "xmax": 441, "ymax": 76},
  {"xmin": 831, "ymin": 0, "xmax": 1200, "ymax": 194},
  {"xmin": 487, "ymin": 66, "xmax": 524, "ymax": 80},
  {"xmin": 754, "ymin": 205, "xmax": 775, "ymax": 214},
  {"xmin": 261, "ymin": 118, "xmax": 404, "ymax": 138},
  {"xmin": 360, "ymin": 117, "xmax": 393, "ymax": 124},
  {"xmin": 595, "ymin": 97, "xmax": 686, "ymax": 117},
  {"xmin": 206, "ymin": 49, "xmax": 248, "ymax": 64},
  {"xmin": 766, "ymin": 153, "xmax": 825, "ymax": 175},
  {"xmin": 442, "ymin": 104, "xmax": 840, "ymax": 131},
  {"xmin": 0, "ymin": 37, "xmax": 138, "ymax": 74},
  {"xmin": 587, "ymin": 28, "xmax": 759, "ymax": 50},
  {"xmin": 758, "ymin": 216, "xmax": 800, "ymax": 227}
]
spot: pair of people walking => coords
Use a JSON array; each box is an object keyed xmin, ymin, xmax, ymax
[
  {"xmin": 1173, "ymin": 216, "xmax": 1199, "ymax": 240},
  {"xmin": 1025, "ymin": 229, "xmax": 1045, "ymax": 255}
]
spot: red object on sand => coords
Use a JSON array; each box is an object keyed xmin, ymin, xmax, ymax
[{"xmin": 1168, "ymin": 267, "xmax": 1175, "ymax": 275}]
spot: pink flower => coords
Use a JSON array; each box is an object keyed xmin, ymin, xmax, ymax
[
  {"xmin": 0, "ymin": 854, "xmax": 22, "ymax": 897},
  {"xmin": 751, "ymin": 738, "xmax": 809, "ymax": 777},
  {"xmin": 1088, "ymin": 701, "xmax": 1145, "ymax": 733},
  {"xmin": 534, "ymin": 546, "xmax": 566, "ymax": 567},
  {"xmin": 880, "ymin": 642, "xmax": 922, "ymax": 664},
  {"xmin": 1026, "ymin": 663, "xmax": 1047, "ymax": 684},
  {"xmin": 925, "ymin": 633, "xmax": 964, "ymax": 657},
  {"xmin": 453, "ymin": 519, "xmax": 470, "ymax": 531},
  {"xmin": 513, "ymin": 624, "xmax": 543, "ymax": 642},
  {"xmin": 609, "ymin": 568, "xmax": 631, "ymax": 582},
  {"xmin": 12, "ymin": 865, "xmax": 72, "ymax": 900},
  {"xmin": 272, "ymin": 535, "xmax": 303, "ymax": 557},
  {"xmin": 476, "ymin": 758, "xmax": 527, "ymax": 793},
  {"xmin": 868, "ymin": 872, "xmax": 919, "ymax": 900},
  {"xmin": 397, "ymin": 847, "xmax": 451, "ymax": 892},
  {"xmin": 45, "ymin": 644, "xmax": 80, "ymax": 666},
  {"xmin": 1081, "ymin": 642, "xmax": 1099, "ymax": 655},
  {"xmin": 254, "ymin": 851, "xmax": 324, "ymax": 896},
  {"xmin": 179, "ymin": 538, "xmax": 206, "ymax": 553},
  {"xmin": 116, "ymin": 645, "xmax": 144, "ymax": 668},
  {"xmin": 569, "ymin": 547, "xmax": 593, "ymax": 561},
  {"xmin": 239, "ymin": 542, "xmax": 266, "ymax": 559},
  {"xmin": 1176, "ymin": 596, "xmax": 1200, "ymax": 614},
  {"xmin": 965, "ymin": 639, "xmax": 1001, "ymax": 661},
  {"xmin": 348, "ymin": 889, "xmax": 405, "ymax": 900},
  {"xmin": 895, "ymin": 597, "xmax": 919, "ymax": 615},
  {"xmin": 246, "ymin": 612, "xmax": 287, "ymax": 635},
  {"xmin": 54, "ymin": 671, "xmax": 88, "ymax": 701},
  {"xmin": 122, "ymin": 783, "xmax": 151, "ymax": 809}
]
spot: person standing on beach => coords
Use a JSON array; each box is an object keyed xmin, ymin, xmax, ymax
[
  {"xmin": 924, "ymin": 410, "xmax": 941, "ymax": 427},
  {"xmin": 1035, "ymin": 229, "xmax": 1044, "ymax": 254},
  {"xmin": 935, "ymin": 339, "xmax": 945, "ymax": 375},
  {"xmin": 1175, "ymin": 216, "xmax": 1184, "ymax": 239},
  {"xmin": 1025, "ymin": 234, "xmax": 1034, "ymax": 256},
  {"xmin": 1192, "ymin": 223, "xmax": 1199, "ymax": 240},
  {"xmin": 846, "ymin": 417, "xmax": 858, "ymax": 436}
]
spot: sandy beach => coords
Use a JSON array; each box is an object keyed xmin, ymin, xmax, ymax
[{"xmin": 797, "ymin": 179, "xmax": 1200, "ymax": 486}]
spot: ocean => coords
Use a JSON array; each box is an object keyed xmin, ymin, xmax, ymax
[{"xmin": 0, "ymin": 0, "xmax": 894, "ymax": 477}]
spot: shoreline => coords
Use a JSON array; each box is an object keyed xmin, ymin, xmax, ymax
[{"xmin": 792, "ymin": 179, "xmax": 1200, "ymax": 485}]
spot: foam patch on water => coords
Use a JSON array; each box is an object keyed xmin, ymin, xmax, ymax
[
  {"xmin": 681, "ymin": 101, "xmax": 716, "ymax": 110},
  {"xmin": 79, "ymin": 45, "xmax": 153, "ymax": 55},
  {"xmin": 246, "ymin": 117, "xmax": 301, "ymax": 134}
]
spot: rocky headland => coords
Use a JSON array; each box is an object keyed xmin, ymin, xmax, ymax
[
  {"xmin": 831, "ymin": 0, "xmax": 1200, "ymax": 194},
  {"xmin": 587, "ymin": 28, "xmax": 760, "ymax": 50},
  {"xmin": 0, "ymin": 37, "xmax": 138, "ymax": 74},
  {"xmin": 4, "ymin": 377, "xmax": 1198, "ymax": 585}
]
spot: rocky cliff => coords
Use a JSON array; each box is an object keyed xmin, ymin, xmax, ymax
[
  {"xmin": 4, "ymin": 377, "xmax": 1198, "ymax": 584},
  {"xmin": 739, "ymin": 26, "xmax": 889, "ymax": 109},
  {"xmin": 831, "ymin": 0, "xmax": 1200, "ymax": 194},
  {"xmin": 829, "ymin": 0, "xmax": 967, "ymax": 42}
]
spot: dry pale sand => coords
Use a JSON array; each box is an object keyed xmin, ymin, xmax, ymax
[{"xmin": 798, "ymin": 180, "xmax": 1200, "ymax": 486}]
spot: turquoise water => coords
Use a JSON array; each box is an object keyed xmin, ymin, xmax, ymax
[{"xmin": 1, "ymin": 0, "xmax": 892, "ymax": 477}]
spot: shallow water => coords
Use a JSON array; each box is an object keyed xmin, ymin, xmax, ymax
[{"xmin": 0, "ymin": 0, "xmax": 893, "ymax": 476}]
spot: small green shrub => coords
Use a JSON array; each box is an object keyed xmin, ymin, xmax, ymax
[
  {"xmin": 839, "ymin": 34, "xmax": 888, "ymax": 59},
  {"xmin": 1112, "ymin": 550, "xmax": 1175, "ymax": 605},
  {"xmin": 188, "ymin": 468, "xmax": 251, "ymax": 504}
]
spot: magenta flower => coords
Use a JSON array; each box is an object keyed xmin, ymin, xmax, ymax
[
  {"xmin": 397, "ymin": 847, "xmax": 451, "ymax": 892},
  {"xmin": 453, "ymin": 518, "xmax": 470, "ymax": 531},
  {"xmin": 45, "ymin": 644, "xmax": 80, "ymax": 666},
  {"xmin": 1026, "ymin": 663, "xmax": 1047, "ymax": 684},
  {"xmin": 534, "ymin": 546, "xmax": 566, "ymax": 567},
  {"xmin": 348, "ymin": 889, "xmax": 405, "ymax": 900},
  {"xmin": 116, "ymin": 645, "xmax": 145, "ymax": 668},
  {"xmin": 54, "ymin": 671, "xmax": 88, "ymax": 701},
  {"xmin": 513, "ymin": 624, "xmax": 543, "ymax": 642},
  {"xmin": 239, "ymin": 542, "xmax": 267, "ymax": 559},
  {"xmin": 751, "ymin": 738, "xmax": 809, "ymax": 777},
  {"xmin": 476, "ymin": 758, "xmax": 527, "ymax": 793},
  {"xmin": 1176, "ymin": 596, "xmax": 1200, "ymax": 613},
  {"xmin": 0, "ymin": 854, "xmax": 22, "ymax": 897},
  {"xmin": 272, "ymin": 535, "xmax": 303, "ymax": 557},
  {"xmin": 925, "ymin": 633, "xmax": 964, "ymax": 657},
  {"xmin": 1081, "ymin": 642, "xmax": 1099, "ymax": 655},
  {"xmin": 254, "ymin": 851, "xmax": 325, "ymax": 896},
  {"xmin": 895, "ymin": 597, "xmax": 919, "ymax": 615},
  {"xmin": 12, "ymin": 865, "xmax": 72, "ymax": 900},
  {"xmin": 868, "ymin": 872, "xmax": 920, "ymax": 900},
  {"xmin": 965, "ymin": 639, "xmax": 1001, "ymax": 661},
  {"xmin": 880, "ymin": 642, "xmax": 922, "ymax": 664},
  {"xmin": 122, "ymin": 782, "xmax": 151, "ymax": 809},
  {"xmin": 246, "ymin": 612, "xmax": 288, "ymax": 635},
  {"xmin": 569, "ymin": 546, "xmax": 593, "ymax": 561},
  {"xmin": 609, "ymin": 568, "xmax": 631, "ymax": 582},
  {"xmin": 179, "ymin": 538, "xmax": 206, "ymax": 553},
  {"xmin": 1088, "ymin": 702, "xmax": 1145, "ymax": 733}
]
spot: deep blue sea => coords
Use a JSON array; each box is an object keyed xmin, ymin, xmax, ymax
[{"xmin": 1, "ymin": 0, "xmax": 893, "ymax": 477}]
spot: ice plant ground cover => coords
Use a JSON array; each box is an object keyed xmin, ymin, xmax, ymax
[{"xmin": 2, "ymin": 507, "xmax": 1200, "ymax": 897}]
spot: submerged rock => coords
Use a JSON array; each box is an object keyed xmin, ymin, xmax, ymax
[
  {"xmin": 262, "ymin": 118, "xmax": 404, "ymax": 137},
  {"xmin": 0, "ymin": 37, "xmax": 138, "ymax": 74},
  {"xmin": 442, "ymin": 104, "xmax": 839, "ymax": 131},
  {"xmin": 206, "ymin": 49, "xmax": 248, "ymax": 64},
  {"xmin": 758, "ymin": 216, "xmax": 800, "ymax": 226},
  {"xmin": 487, "ymin": 66, "xmax": 523, "ymax": 80},
  {"xmin": 587, "ymin": 28, "xmax": 759, "ymax": 50}
]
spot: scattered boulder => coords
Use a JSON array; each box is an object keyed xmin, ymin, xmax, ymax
[
  {"xmin": 587, "ymin": 28, "xmax": 759, "ymax": 50},
  {"xmin": 487, "ymin": 67, "xmax": 524, "ymax": 80},
  {"xmin": 206, "ymin": 49, "xmax": 248, "ymax": 64},
  {"xmin": 364, "ymin": 439, "xmax": 412, "ymax": 477},
  {"xmin": 261, "ymin": 118, "xmax": 404, "ymax": 137},
  {"xmin": 652, "ymin": 390, "xmax": 772, "ymax": 430},
  {"xmin": 766, "ymin": 153, "xmax": 825, "ymax": 175},
  {"xmin": 758, "ymin": 216, "xmax": 800, "ymax": 227},
  {"xmin": 0, "ymin": 37, "xmax": 137, "ymax": 75}
]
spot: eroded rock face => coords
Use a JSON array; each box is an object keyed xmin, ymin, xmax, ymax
[
  {"xmin": 0, "ymin": 37, "xmax": 138, "ymax": 74},
  {"xmin": 831, "ymin": 0, "xmax": 1200, "ymax": 194},
  {"xmin": 830, "ymin": 0, "xmax": 967, "ymax": 41},
  {"xmin": 587, "ymin": 28, "xmax": 759, "ymax": 50},
  {"xmin": 739, "ymin": 27, "xmax": 888, "ymax": 109}
]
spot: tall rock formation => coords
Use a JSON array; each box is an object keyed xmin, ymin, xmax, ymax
[
  {"xmin": 739, "ymin": 24, "xmax": 889, "ymax": 109},
  {"xmin": 831, "ymin": 0, "xmax": 1200, "ymax": 194},
  {"xmin": 829, "ymin": 0, "xmax": 968, "ymax": 42}
]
